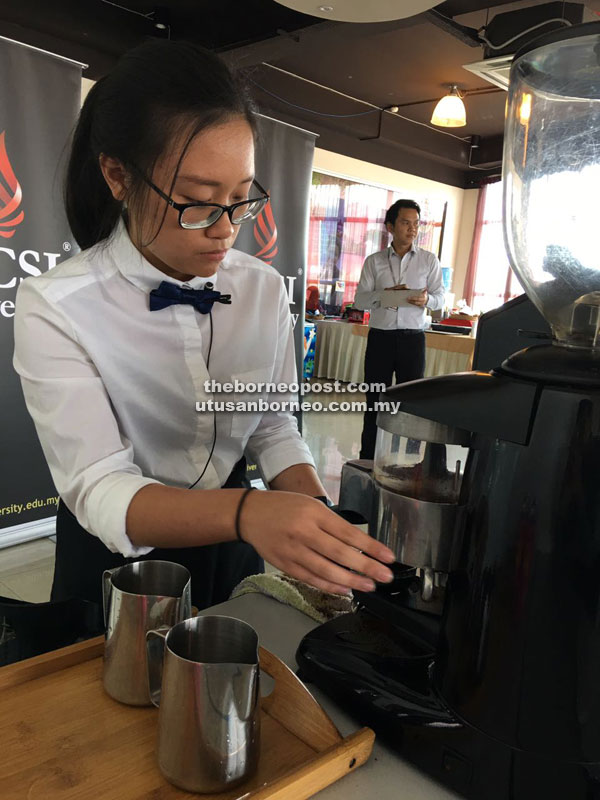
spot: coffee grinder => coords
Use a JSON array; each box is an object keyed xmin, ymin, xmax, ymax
[{"xmin": 297, "ymin": 23, "xmax": 600, "ymax": 799}]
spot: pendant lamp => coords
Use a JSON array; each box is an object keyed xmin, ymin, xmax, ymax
[{"xmin": 430, "ymin": 86, "xmax": 467, "ymax": 128}]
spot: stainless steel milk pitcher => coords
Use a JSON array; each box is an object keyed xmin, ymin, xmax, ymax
[
  {"xmin": 102, "ymin": 559, "xmax": 191, "ymax": 706},
  {"xmin": 146, "ymin": 615, "xmax": 261, "ymax": 793}
]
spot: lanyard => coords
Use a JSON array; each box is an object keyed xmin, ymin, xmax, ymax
[{"xmin": 388, "ymin": 246, "xmax": 410, "ymax": 286}]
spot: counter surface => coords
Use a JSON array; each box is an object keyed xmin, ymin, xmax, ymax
[{"xmin": 202, "ymin": 594, "xmax": 460, "ymax": 800}]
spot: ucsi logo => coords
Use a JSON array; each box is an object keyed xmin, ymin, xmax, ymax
[
  {"xmin": 253, "ymin": 200, "xmax": 278, "ymax": 265},
  {"xmin": 251, "ymin": 197, "xmax": 300, "ymax": 327},
  {"xmin": 0, "ymin": 250, "xmax": 62, "ymax": 319},
  {"xmin": 0, "ymin": 249, "xmax": 61, "ymax": 287},
  {"xmin": 0, "ymin": 131, "xmax": 24, "ymax": 239},
  {"xmin": 0, "ymin": 131, "xmax": 65, "ymax": 318}
]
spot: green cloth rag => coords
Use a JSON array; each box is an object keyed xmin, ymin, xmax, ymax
[{"xmin": 230, "ymin": 573, "xmax": 353, "ymax": 623}]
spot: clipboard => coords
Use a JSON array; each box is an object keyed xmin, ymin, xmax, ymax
[{"xmin": 377, "ymin": 289, "xmax": 422, "ymax": 308}]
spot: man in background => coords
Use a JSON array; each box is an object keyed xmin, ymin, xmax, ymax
[{"xmin": 354, "ymin": 199, "xmax": 445, "ymax": 459}]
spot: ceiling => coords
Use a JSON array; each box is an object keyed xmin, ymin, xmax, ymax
[{"xmin": 0, "ymin": 0, "xmax": 593, "ymax": 187}]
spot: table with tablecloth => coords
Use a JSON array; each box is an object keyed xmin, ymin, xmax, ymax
[{"xmin": 313, "ymin": 320, "xmax": 475, "ymax": 384}]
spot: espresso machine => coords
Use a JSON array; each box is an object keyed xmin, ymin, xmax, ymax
[{"xmin": 297, "ymin": 22, "xmax": 600, "ymax": 798}]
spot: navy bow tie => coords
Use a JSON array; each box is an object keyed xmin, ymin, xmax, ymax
[{"xmin": 149, "ymin": 281, "xmax": 232, "ymax": 314}]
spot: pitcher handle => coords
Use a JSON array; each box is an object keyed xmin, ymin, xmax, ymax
[
  {"xmin": 101, "ymin": 568, "xmax": 118, "ymax": 628},
  {"xmin": 179, "ymin": 578, "xmax": 192, "ymax": 621},
  {"xmin": 146, "ymin": 626, "xmax": 170, "ymax": 708}
]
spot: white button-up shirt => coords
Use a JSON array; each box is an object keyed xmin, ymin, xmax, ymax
[
  {"xmin": 353, "ymin": 244, "xmax": 444, "ymax": 330},
  {"xmin": 13, "ymin": 221, "xmax": 314, "ymax": 558}
]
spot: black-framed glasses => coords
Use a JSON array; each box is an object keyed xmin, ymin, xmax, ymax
[{"xmin": 139, "ymin": 173, "xmax": 270, "ymax": 230}]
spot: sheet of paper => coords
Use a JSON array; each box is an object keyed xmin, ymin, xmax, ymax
[{"xmin": 377, "ymin": 289, "xmax": 422, "ymax": 308}]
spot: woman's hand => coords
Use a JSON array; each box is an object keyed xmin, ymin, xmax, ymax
[{"xmin": 239, "ymin": 490, "xmax": 396, "ymax": 595}]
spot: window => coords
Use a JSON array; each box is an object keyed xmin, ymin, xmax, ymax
[
  {"xmin": 307, "ymin": 172, "xmax": 446, "ymax": 312},
  {"xmin": 467, "ymin": 180, "xmax": 521, "ymax": 314}
]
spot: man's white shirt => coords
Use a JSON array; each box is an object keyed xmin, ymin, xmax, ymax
[{"xmin": 354, "ymin": 244, "xmax": 445, "ymax": 329}]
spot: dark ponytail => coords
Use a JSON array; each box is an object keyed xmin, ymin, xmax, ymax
[
  {"xmin": 65, "ymin": 78, "xmax": 123, "ymax": 250},
  {"xmin": 65, "ymin": 40, "xmax": 257, "ymax": 250}
]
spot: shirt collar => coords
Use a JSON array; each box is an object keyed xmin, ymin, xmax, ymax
[
  {"xmin": 389, "ymin": 242, "xmax": 417, "ymax": 258},
  {"xmin": 107, "ymin": 217, "xmax": 218, "ymax": 292}
]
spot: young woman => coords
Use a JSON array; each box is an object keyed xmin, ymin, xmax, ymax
[{"xmin": 13, "ymin": 40, "xmax": 394, "ymax": 611}]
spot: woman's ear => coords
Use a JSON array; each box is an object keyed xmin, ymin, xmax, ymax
[{"xmin": 99, "ymin": 154, "xmax": 131, "ymax": 202}]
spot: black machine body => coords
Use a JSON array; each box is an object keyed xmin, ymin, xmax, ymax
[{"xmin": 297, "ymin": 339, "xmax": 600, "ymax": 798}]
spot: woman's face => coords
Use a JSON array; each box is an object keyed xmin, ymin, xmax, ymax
[{"xmin": 131, "ymin": 116, "xmax": 256, "ymax": 280}]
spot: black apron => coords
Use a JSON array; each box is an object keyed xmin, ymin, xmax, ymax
[{"xmin": 51, "ymin": 457, "xmax": 264, "ymax": 611}]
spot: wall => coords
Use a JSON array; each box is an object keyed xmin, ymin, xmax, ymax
[
  {"xmin": 81, "ymin": 76, "xmax": 94, "ymax": 103},
  {"xmin": 312, "ymin": 147, "xmax": 465, "ymax": 289}
]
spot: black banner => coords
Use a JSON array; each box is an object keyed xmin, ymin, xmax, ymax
[
  {"xmin": 234, "ymin": 114, "xmax": 316, "ymax": 379},
  {"xmin": 233, "ymin": 115, "xmax": 316, "ymax": 482},
  {"xmin": 0, "ymin": 39, "xmax": 81, "ymax": 534}
]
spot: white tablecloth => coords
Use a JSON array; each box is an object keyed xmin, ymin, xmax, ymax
[{"xmin": 313, "ymin": 321, "xmax": 474, "ymax": 384}]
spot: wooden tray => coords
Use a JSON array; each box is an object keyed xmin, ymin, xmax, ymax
[{"xmin": 0, "ymin": 636, "xmax": 374, "ymax": 799}]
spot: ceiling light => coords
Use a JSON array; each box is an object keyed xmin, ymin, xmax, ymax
[
  {"xmin": 273, "ymin": 0, "xmax": 438, "ymax": 23},
  {"xmin": 151, "ymin": 6, "xmax": 170, "ymax": 32},
  {"xmin": 430, "ymin": 86, "xmax": 467, "ymax": 128}
]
